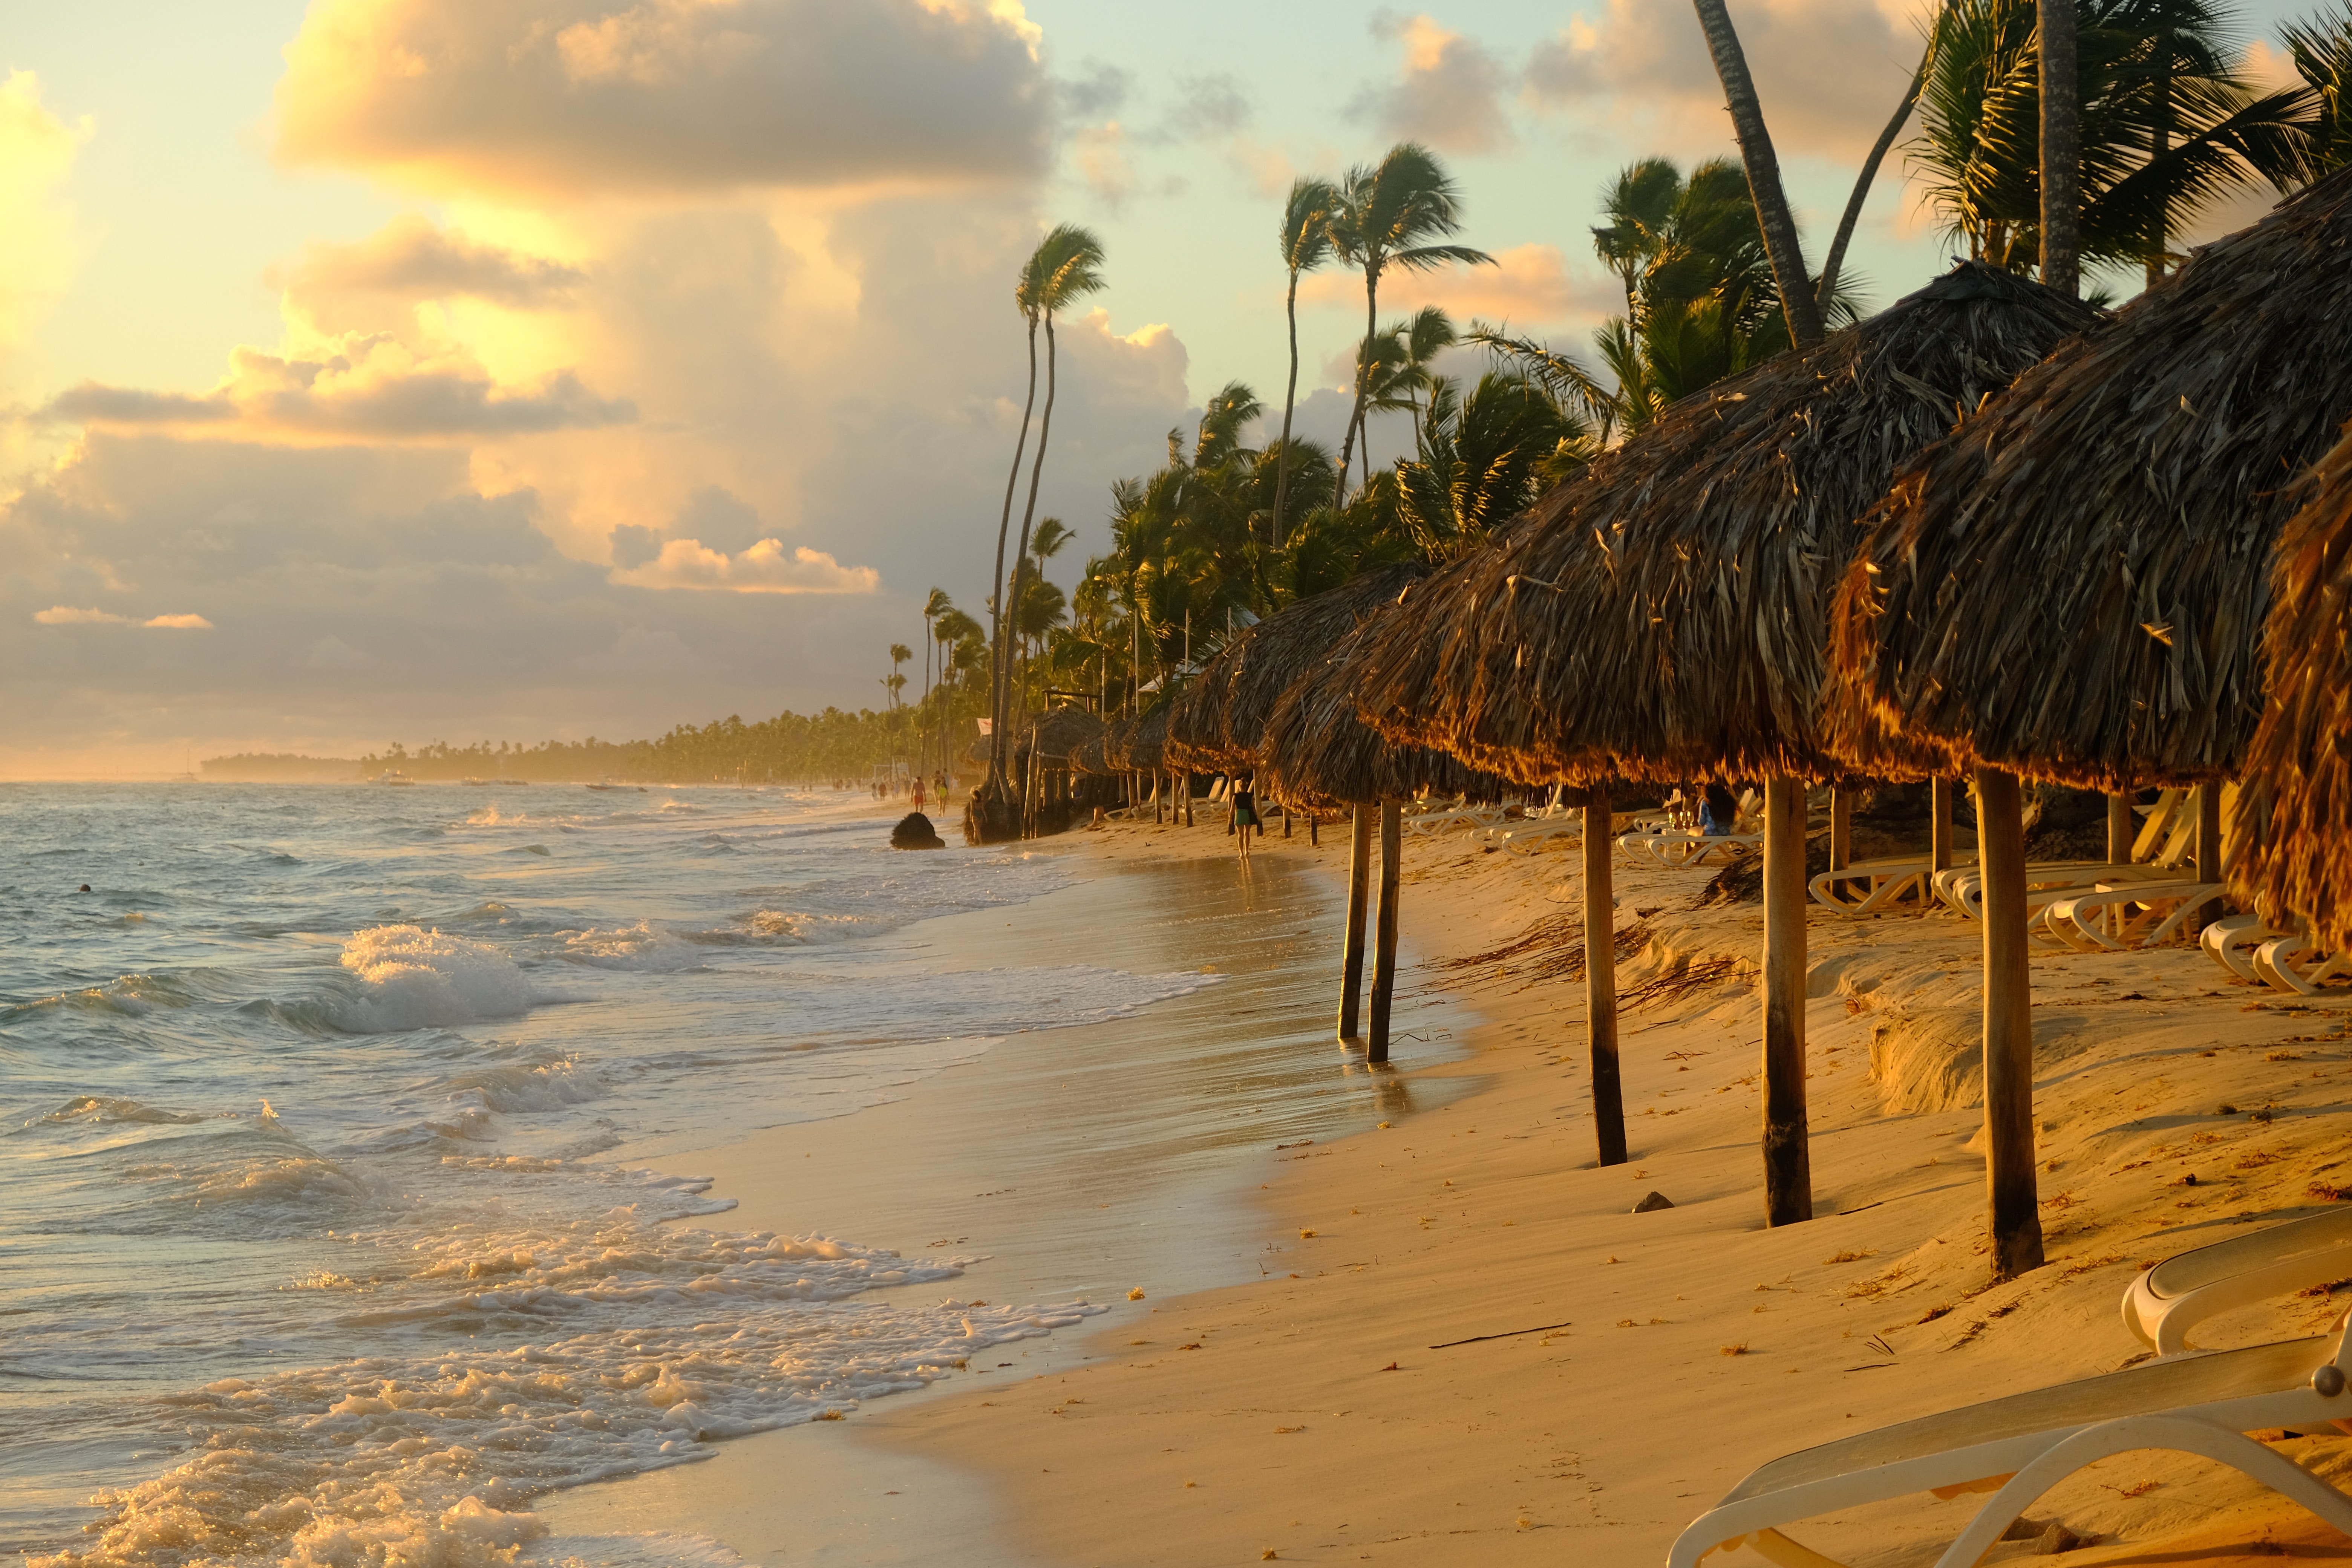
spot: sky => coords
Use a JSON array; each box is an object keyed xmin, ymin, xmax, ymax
[{"xmin": 0, "ymin": 0, "xmax": 2319, "ymax": 776}]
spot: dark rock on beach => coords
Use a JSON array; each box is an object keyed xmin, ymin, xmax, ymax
[{"xmin": 891, "ymin": 812, "xmax": 947, "ymax": 850}]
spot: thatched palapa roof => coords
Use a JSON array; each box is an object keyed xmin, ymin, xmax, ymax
[
  {"xmin": 1106, "ymin": 706, "xmax": 1170, "ymax": 772},
  {"xmin": 1344, "ymin": 262, "xmax": 2096, "ymax": 785},
  {"xmin": 1828, "ymin": 167, "xmax": 2352, "ymax": 791},
  {"xmin": 1023, "ymin": 705, "xmax": 1104, "ymax": 764},
  {"xmin": 2234, "ymin": 419, "xmax": 2352, "ymax": 944},
  {"xmin": 1072, "ymin": 730, "xmax": 1112, "ymax": 776},
  {"xmin": 1261, "ymin": 585, "xmax": 1518, "ymax": 810},
  {"xmin": 1166, "ymin": 565, "xmax": 1427, "ymax": 772}
]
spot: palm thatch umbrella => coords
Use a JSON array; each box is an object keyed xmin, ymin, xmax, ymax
[
  {"xmin": 1017, "ymin": 706, "xmax": 1105, "ymax": 835},
  {"xmin": 1347, "ymin": 260, "xmax": 2098, "ymax": 1217},
  {"xmin": 2237, "ymin": 420, "xmax": 2352, "ymax": 947},
  {"xmin": 1261, "ymin": 591, "xmax": 1522, "ymax": 1064},
  {"xmin": 1828, "ymin": 169, "xmax": 2352, "ymax": 1274},
  {"xmin": 1107, "ymin": 707, "xmax": 1177, "ymax": 822},
  {"xmin": 1072, "ymin": 731, "xmax": 1112, "ymax": 777}
]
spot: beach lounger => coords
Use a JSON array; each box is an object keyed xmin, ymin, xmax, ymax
[
  {"xmin": 2204, "ymin": 914, "xmax": 2286, "ymax": 983},
  {"xmin": 2125, "ymin": 1206, "xmax": 2352, "ymax": 1356},
  {"xmin": 1809, "ymin": 858, "xmax": 1933, "ymax": 917},
  {"xmin": 1403, "ymin": 801, "xmax": 1506, "ymax": 835},
  {"xmin": 2252, "ymin": 935, "xmax": 2352, "ymax": 996},
  {"xmin": 1669, "ymin": 1326, "xmax": 2352, "ymax": 1567},
  {"xmin": 2041, "ymin": 880, "xmax": 2225, "ymax": 952},
  {"xmin": 1496, "ymin": 819, "xmax": 1582, "ymax": 855},
  {"xmin": 1941, "ymin": 861, "xmax": 2168, "ymax": 923},
  {"xmin": 1619, "ymin": 830, "xmax": 1763, "ymax": 869}
]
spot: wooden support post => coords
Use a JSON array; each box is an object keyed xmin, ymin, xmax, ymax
[
  {"xmin": 1761, "ymin": 776, "xmax": 1812, "ymax": 1226},
  {"xmin": 1309, "ymin": 814, "xmax": 1319, "ymax": 847},
  {"xmin": 1368, "ymin": 801, "xmax": 1403, "ymax": 1065},
  {"xmin": 1282, "ymin": 804, "xmax": 1292, "ymax": 839},
  {"xmin": 1931, "ymin": 776, "xmax": 1955, "ymax": 874},
  {"xmin": 1585, "ymin": 786, "xmax": 1627, "ymax": 1167},
  {"xmin": 1975, "ymin": 767, "xmax": 2044, "ymax": 1280},
  {"xmin": 1183, "ymin": 773, "xmax": 1194, "ymax": 828},
  {"xmin": 2194, "ymin": 782, "xmax": 2224, "ymax": 930},
  {"xmin": 1829, "ymin": 786, "xmax": 1853, "ymax": 873},
  {"xmin": 1338, "ymin": 807, "xmax": 1372, "ymax": 1040}
]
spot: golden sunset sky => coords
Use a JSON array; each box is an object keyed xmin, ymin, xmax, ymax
[{"xmin": 0, "ymin": 0, "xmax": 2311, "ymax": 775}]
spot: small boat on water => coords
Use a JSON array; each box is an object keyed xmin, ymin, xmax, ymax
[
  {"xmin": 585, "ymin": 779, "xmax": 645, "ymax": 793},
  {"xmin": 374, "ymin": 771, "xmax": 416, "ymax": 787}
]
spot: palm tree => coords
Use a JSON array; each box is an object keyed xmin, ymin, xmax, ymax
[
  {"xmin": 2283, "ymin": 4, "xmax": 2352, "ymax": 177},
  {"xmin": 1272, "ymin": 177, "xmax": 1340, "ymax": 552},
  {"xmin": 1913, "ymin": 0, "xmax": 2323, "ymax": 284},
  {"xmin": 920, "ymin": 587, "xmax": 951, "ymax": 773},
  {"xmin": 1362, "ymin": 306, "xmax": 1458, "ymax": 446},
  {"xmin": 1591, "ymin": 157, "xmax": 1685, "ymax": 315},
  {"xmin": 887, "ymin": 643, "xmax": 911, "ymax": 712},
  {"xmin": 1327, "ymin": 144, "xmax": 1493, "ymax": 493},
  {"xmin": 985, "ymin": 245, "xmax": 1052, "ymax": 784},
  {"xmin": 993, "ymin": 225, "xmax": 1106, "ymax": 797},
  {"xmin": 1391, "ymin": 372, "xmax": 1593, "ymax": 564},
  {"xmin": 1691, "ymin": 0, "xmax": 1827, "ymax": 348}
]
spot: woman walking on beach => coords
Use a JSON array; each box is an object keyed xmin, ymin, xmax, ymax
[{"xmin": 1231, "ymin": 774, "xmax": 1260, "ymax": 863}]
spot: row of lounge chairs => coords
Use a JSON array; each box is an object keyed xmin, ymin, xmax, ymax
[{"xmin": 1676, "ymin": 1206, "xmax": 2352, "ymax": 1565}]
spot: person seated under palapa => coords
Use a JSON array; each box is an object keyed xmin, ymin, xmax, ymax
[{"xmin": 1698, "ymin": 781, "xmax": 1740, "ymax": 837}]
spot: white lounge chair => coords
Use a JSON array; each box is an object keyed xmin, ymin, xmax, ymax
[
  {"xmin": 1671, "ymin": 1328, "xmax": 2352, "ymax": 1566},
  {"xmin": 2205, "ymin": 914, "xmax": 2286, "ymax": 983},
  {"xmin": 1496, "ymin": 819, "xmax": 1582, "ymax": 855},
  {"xmin": 1620, "ymin": 829, "xmax": 1763, "ymax": 869},
  {"xmin": 2253, "ymin": 934, "xmax": 2352, "ymax": 996},
  {"xmin": 1809, "ymin": 858, "xmax": 1934, "ymax": 917},
  {"xmin": 2125, "ymin": 1207, "xmax": 2352, "ymax": 1356},
  {"xmin": 1940, "ymin": 861, "xmax": 2168, "ymax": 923},
  {"xmin": 2041, "ymin": 879, "xmax": 2225, "ymax": 952}
]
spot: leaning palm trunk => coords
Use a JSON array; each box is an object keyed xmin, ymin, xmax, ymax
[
  {"xmin": 1272, "ymin": 273, "xmax": 1304, "ymax": 550},
  {"xmin": 1338, "ymin": 263, "xmax": 1380, "ymax": 489},
  {"xmin": 2040, "ymin": 0, "xmax": 2083, "ymax": 295},
  {"xmin": 1691, "ymin": 0, "xmax": 1825, "ymax": 348},
  {"xmin": 998, "ymin": 313, "xmax": 1063, "ymax": 759},
  {"xmin": 1817, "ymin": 26, "xmax": 1934, "ymax": 312},
  {"xmin": 986, "ymin": 318, "xmax": 1041, "ymax": 790}
]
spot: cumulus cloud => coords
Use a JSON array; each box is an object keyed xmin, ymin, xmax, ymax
[
  {"xmin": 610, "ymin": 536, "xmax": 878, "ymax": 593},
  {"xmin": 276, "ymin": 215, "xmax": 586, "ymax": 311},
  {"xmin": 144, "ymin": 613, "xmax": 213, "ymax": 629},
  {"xmin": 1300, "ymin": 243, "xmax": 1610, "ymax": 327},
  {"xmin": 1349, "ymin": 14, "xmax": 1515, "ymax": 156},
  {"xmin": 1, "ymin": 71, "xmax": 93, "ymax": 357},
  {"xmin": 44, "ymin": 339, "xmax": 634, "ymax": 439},
  {"xmin": 1524, "ymin": 0, "xmax": 1929, "ymax": 161},
  {"xmin": 274, "ymin": 0, "xmax": 1051, "ymax": 199}
]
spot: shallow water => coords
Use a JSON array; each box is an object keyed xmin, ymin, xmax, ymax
[{"xmin": 0, "ymin": 784, "xmax": 1223, "ymax": 1567}]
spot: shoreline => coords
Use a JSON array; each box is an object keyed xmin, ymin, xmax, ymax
[
  {"xmin": 852, "ymin": 809, "xmax": 2352, "ymax": 1565},
  {"xmin": 537, "ymin": 816, "xmax": 1482, "ymax": 1565}
]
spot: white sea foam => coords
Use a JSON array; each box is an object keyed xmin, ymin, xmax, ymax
[
  {"xmin": 556, "ymin": 921, "xmax": 705, "ymax": 972},
  {"xmin": 336, "ymin": 926, "xmax": 540, "ymax": 1032},
  {"xmin": 30, "ymin": 1208, "xmax": 1102, "ymax": 1568}
]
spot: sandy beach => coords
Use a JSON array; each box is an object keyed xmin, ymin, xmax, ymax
[{"xmin": 534, "ymin": 801, "xmax": 2352, "ymax": 1565}]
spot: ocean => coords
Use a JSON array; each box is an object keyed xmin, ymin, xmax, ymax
[{"xmin": 0, "ymin": 783, "xmax": 1252, "ymax": 1568}]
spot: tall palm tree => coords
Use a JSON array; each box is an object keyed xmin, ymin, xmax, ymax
[
  {"xmin": 920, "ymin": 587, "xmax": 951, "ymax": 773},
  {"xmin": 1327, "ymin": 144, "xmax": 1493, "ymax": 493},
  {"xmin": 985, "ymin": 243, "xmax": 1054, "ymax": 789},
  {"xmin": 1591, "ymin": 157, "xmax": 1684, "ymax": 315},
  {"xmin": 1362, "ymin": 306, "xmax": 1458, "ymax": 446},
  {"xmin": 1690, "ymin": 0, "xmax": 1827, "ymax": 348},
  {"xmin": 887, "ymin": 643, "xmax": 912, "ymax": 712},
  {"xmin": 993, "ymin": 225, "xmax": 1106, "ymax": 793},
  {"xmin": 1272, "ymin": 177, "xmax": 1340, "ymax": 552}
]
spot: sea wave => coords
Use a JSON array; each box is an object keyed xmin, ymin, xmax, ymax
[
  {"xmin": 334, "ymin": 926, "xmax": 543, "ymax": 1032},
  {"xmin": 28, "ymin": 1210, "xmax": 1102, "ymax": 1568}
]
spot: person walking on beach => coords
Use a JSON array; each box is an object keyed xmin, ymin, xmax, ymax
[{"xmin": 1231, "ymin": 774, "xmax": 1260, "ymax": 863}]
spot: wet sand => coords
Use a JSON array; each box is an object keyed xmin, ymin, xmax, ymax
[{"xmin": 538, "ymin": 835, "xmax": 1478, "ymax": 1564}]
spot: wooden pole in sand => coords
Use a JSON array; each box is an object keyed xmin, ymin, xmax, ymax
[
  {"xmin": 2107, "ymin": 784, "xmax": 2135, "ymax": 937},
  {"xmin": 1183, "ymin": 772, "xmax": 1194, "ymax": 828},
  {"xmin": 2194, "ymin": 782, "xmax": 2224, "ymax": 930},
  {"xmin": 1975, "ymin": 766, "xmax": 2044, "ymax": 1278},
  {"xmin": 1585, "ymin": 786, "xmax": 1627, "ymax": 1166},
  {"xmin": 1338, "ymin": 807, "xmax": 1372, "ymax": 1039},
  {"xmin": 1829, "ymin": 786, "xmax": 1853, "ymax": 873},
  {"xmin": 1931, "ymin": 777, "xmax": 1955, "ymax": 875},
  {"xmin": 1761, "ymin": 776, "xmax": 1812, "ymax": 1225},
  {"xmin": 1368, "ymin": 800, "xmax": 1403, "ymax": 1065}
]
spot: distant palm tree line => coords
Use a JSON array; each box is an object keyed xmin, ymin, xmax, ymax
[{"xmin": 885, "ymin": 0, "xmax": 2352, "ymax": 785}]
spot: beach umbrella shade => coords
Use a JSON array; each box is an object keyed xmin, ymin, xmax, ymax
[
  {"xmin": 1829, "ymin": 170, "xmax": 2352, "ymax": 1276},
  {"xmin": 2237, "ymin": 420, "xmax": 2352, "ymax": 948},
  {"xmin": 1261, "ymin": 593, "xmax": 1522, "ymax": 1066},
  {"xmin": 1344, "ymin": 260, "xmax": 2098, "ymax": 1216}
]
